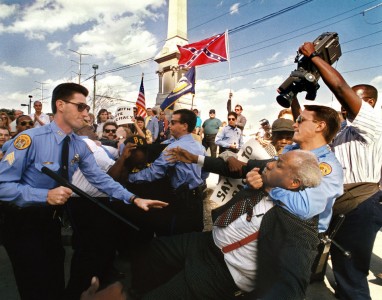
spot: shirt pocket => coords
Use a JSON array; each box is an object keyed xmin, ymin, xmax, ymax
[{"xmin": 35, "ymin": 162, "xmax": 60, "ymax": 173}]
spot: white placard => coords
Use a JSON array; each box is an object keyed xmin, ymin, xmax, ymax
[
  {"xmin": 114, "ymin": 106, "xmax": 134, "ymax": 125},
  {"xmin": 210, "ymin": 138, "xmax": 272, "ymax": 206}
]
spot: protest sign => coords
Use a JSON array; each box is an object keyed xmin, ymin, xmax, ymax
[
  {"xmin": 114, "ymin": 106, "xmax": 134, "ymax": 125},
  {"xmin": 210, "ymin": 138, "xmax": 272, "ymax": 206}
]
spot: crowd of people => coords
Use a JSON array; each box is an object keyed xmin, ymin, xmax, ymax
[{"xmin": 0, "ymin": 40, "xmax": 381, "ymax": 300}]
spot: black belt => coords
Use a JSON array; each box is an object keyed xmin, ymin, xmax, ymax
[{"xmin": 2, "ymin": 202, "xmax": 59, "ymax": 220}]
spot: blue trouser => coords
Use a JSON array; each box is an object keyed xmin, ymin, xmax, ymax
[{"xmin": 331, "ymin": 191, "xmax": 382, "ymax": 300}]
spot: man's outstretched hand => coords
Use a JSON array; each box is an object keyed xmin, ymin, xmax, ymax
[
  {"xmin": 165, "ymin": 146, "xmax": 198, "ymax": 164},
  {"xmin": 134, "ymin": 198, "xmax": 169, "ymax": 211}
]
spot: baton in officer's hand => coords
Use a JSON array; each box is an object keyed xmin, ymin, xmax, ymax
[{"xmin": 41, "ymin": 166, "xmax": 140, "ymax": 231}]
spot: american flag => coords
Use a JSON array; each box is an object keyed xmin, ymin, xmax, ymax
[
  {"xmin": 177, "ymin": 32, "xmax": 228, "ymax": 68},
  {"xmin": 136, "ymin": 77, "xmax": 146, "ymax": 118}
]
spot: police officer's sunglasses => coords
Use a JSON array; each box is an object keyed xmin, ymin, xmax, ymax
[
  {"xmin": 62, "ymin": 100, "xmax": 91, "ymax": 112},
  {"xmin": 296, "ymin": 115, "xmax": 318, "ymax": 124}
]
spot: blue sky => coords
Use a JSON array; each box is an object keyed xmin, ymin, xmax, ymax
[{"xmin": 0, "ymin": 0, "xmax": 381, "ymax": 131}]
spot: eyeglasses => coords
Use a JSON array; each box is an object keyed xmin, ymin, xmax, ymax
[
  {"xmin": 296, "ymin": 115, "xmax": 318, "ymax": 124},
  {"xmin": 170, "ymin": 120, "xmax": 182, "ymax": 125},
  {"xmin": 228, "ymin": 118, "xmax": 236, "ymax": 121},
  {"xmin": 104, "ymin": 129, "xmax": 116, "ymax": 133},
  {"xmin": 62, "ymin": 100, "xmax": 90, "ymax": 112},
  {"xmin": 234, "ymin": 109, "xmax": 241, "ymax": 111},
  {"xmin": 20, "ymin": 121, "xmax": 34, "ymax": 126}
]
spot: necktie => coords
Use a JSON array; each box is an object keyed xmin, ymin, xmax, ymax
[
  {"xmin": 214, "ymin": 189, "xmax": 266, "ymax": 227},
  {"xmin": 61, "ymin": 136, "xmax": 70, "ymax": 180}
]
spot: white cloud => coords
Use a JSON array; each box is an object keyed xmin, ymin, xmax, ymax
[
  {"xmin": 73, "ymin": 16, "xmax": 159, "ymax": 65},
  {"xmin": 47, "ymin": 41, "xmax": 65, "ymax": 57},
  {"xmin": 267, "ymin": 52, "xmax": 281, "ymax": 62},
  {"xmin": 283, "ymin": 54, "xmax": 296, "ymax": 66},
  {"xmin": 254, "ymin": 75, "xmax": 284, "ymax": 88},
  {"xmin": 0, "ymin": 62, "xmax": 45, "ymax": 77},
  {"xmin": 2, "ymin": 0, "xmax": 165, "ymax": 39},
  {"xmin": 230, "ymin": 3, "xmax": 240, "ymax": 15},
  {"xmin": 0, "ymin": 3, "xmax": 17, "ymax": 19},
  {"xmin": 370, "ymin": 75, "xmax": 382, "ymax": 89}
]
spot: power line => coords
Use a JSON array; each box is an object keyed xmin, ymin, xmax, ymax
[{"xmin": 85, "ymin": 0, "xmax": 315, "ymax": 80}]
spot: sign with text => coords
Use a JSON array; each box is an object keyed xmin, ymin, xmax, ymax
[
  {"xmin": 210, "ymin": 138, "xmax": 272, "ymax": 206},
  {"xmin": 114, "ymin": 106, "xmax": 134, "ymax": 125}
]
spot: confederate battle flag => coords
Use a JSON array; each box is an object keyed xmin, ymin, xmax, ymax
[{"xmin": 177, "ymin": 32, "xmax": 228, "ymax": 68}]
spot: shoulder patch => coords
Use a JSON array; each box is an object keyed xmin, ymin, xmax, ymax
[
  {"xmin": 13, "ymin": 134, "xmax": 31, "ymax": 150},
  {"xmin": 4, "ymin": 151, "xmax": 15, "ymax": 165},
  {"xmin": 319, "ymin": 162, "xmax": 332, "ymax": 176}
]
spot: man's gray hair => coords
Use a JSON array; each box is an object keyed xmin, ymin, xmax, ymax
[{"xmin": 291, "ymin": 150, "xmax": 322, "ymax": 189}]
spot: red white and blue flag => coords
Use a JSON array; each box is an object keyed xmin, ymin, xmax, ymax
[
  {"xmin": 177, "ymin": 32, "xmax": 228, "ymax": 68},
  {"xmin": 135, "ymin": 77, "xmax": 146, "ymax": 118}
]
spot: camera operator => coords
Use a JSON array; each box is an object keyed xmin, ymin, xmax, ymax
[{"xmin": 299, "ymin": 42, "xmax": 382, "ymax": 300}]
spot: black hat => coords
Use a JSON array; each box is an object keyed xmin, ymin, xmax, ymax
[
  {"xmin": 124, "ymin": 135, "xmax": 147, "ymax": 148},
  {"xmin": 271, "ymin": 118, "xmax": 294, "ymax": 132},
  {"xmin": 209, "ymin": 109, "xmax": 216, "ymax": 114},
  {"xmin": 260, "ymin": 118, "xmax": 269, "ymax": 125}
]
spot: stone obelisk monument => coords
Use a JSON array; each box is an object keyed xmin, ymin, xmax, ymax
[{"xmin": 155, "ymin": 0, "xmax": 191, "ymax": 108}]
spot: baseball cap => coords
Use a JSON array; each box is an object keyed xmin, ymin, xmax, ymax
[
  {"xmin": 124, "ymin": 135, "xmax": 147, "ymax": 148},
  {"xmin": 271, "ymin": 118, "xmax": 295, "ymax": 132},
  {"xmin": 209, "ymin": 109, "xmax": 216, "ymax": 114}
]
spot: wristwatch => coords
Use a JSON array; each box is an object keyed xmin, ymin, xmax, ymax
[{"xmin": 309, "ymin": 51, "xmax": 320, "ymax": 60}]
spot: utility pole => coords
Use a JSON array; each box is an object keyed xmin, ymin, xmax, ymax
[
  {"xmin": 21, "ymin": 95, "xmax": 33, "ymax": 114},
  {"xmin": 69, "ymin": 49, "xmax": 91, "ymax": 84},
  {"xmin": 92, "ymin": 64, "xmax": 99, "ymax": 114},
  {"xmin": 35, "ymin": 81, "xmax": 48, "ymax": 102}
]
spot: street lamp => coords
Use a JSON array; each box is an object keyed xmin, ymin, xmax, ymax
[
  {"xmin": 21, "ymin": 95, "xmax": 33, "ymax": 114},
  {"xmin": 92, "ymin": 64, "xmax": 99, "ymax": 114}
]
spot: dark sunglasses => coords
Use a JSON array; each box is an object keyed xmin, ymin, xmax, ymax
[
  {"xmin": 104, "ymin": 129, "xmax": 116, "ymax": 133},
  {"xmin": 170, "ymin": 120, "xmax": 182, "ymax": 125},
  {"xmin": 62, "ymin": 100, "xmax": 90, "ymax": 112},
  {"xmin": 228, "ymin": 118, "xmax": 236, "ymax": 121},
  {"xmin": 20, "ymin": 121, "xmax": 34, "ymax": 126},
  {"xmin": 296, "ymin": 115, "xmax": 318, "ymax": 124}
]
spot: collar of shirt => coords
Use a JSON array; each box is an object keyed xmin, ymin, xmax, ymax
[
  {"xmin": 174, "ymin": 133, "xmax": 193, "ymax": 141},
  {"xmin": 49, "ymin": 121, "xmax": 74, "ymax": 145},
  {"xmin": 283, "ymin": 143, "xmax": 330, "ymax": 157}
]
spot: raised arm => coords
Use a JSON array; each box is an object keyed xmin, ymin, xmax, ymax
[{"xmin": 299, "ymin": 42, "xmax": 362, "ymax": 117}]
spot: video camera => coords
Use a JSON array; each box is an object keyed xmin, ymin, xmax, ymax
[{"xmin": 276, "ymin": 32, "xmax": 342, "ymax": 108}]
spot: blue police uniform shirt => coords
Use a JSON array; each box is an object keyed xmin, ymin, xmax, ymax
[
  {"xmin": 1, "ymin": 138, "xmax": 13, "ymax": 153},
  {"xmin": 128, "ymin": 133, "xmax": 208, "ymax": 189},
  {"xmin": 0, "ymin": 121, "xmax": 134, "ymax": 207},
  {"xmin": 215, "ymin": 125, "xmax": 243, "ymax": 149},
  {"xmin": 269, "ymin": 144, "xmax": 344, "ymax": 232}
]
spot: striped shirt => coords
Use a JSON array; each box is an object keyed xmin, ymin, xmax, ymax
[{"xmin": 331, "ymin": 101, "xmax": 382, "ymax": 184}]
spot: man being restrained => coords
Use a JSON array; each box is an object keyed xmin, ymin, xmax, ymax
[{"xmin": 130, "ymin": 150, "xmax": 321, "ymax": 299}]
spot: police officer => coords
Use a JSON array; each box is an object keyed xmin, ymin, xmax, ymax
[
  {"xmin": 0, "ymin": 82, "xmax": 167, "ymax": 300},
  {"xmin": 129, "ymin": 109, "xmax": 208, "ymax": 233}
]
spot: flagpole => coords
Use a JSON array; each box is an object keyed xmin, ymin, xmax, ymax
[
  {"xmin": 226, "ymin": 30, "xmax": 233, "ymax": 112},
  {"xmin": 191, "ymin": 94, "xmax": 195, "ymax": 109}
]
